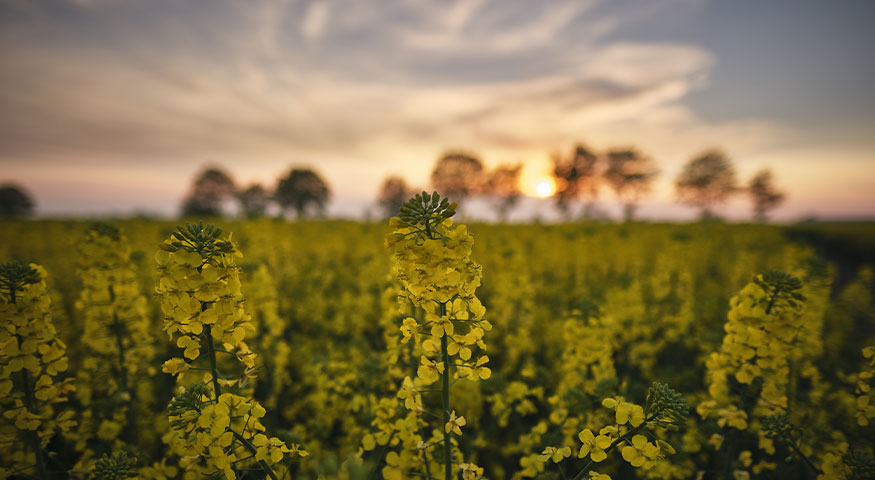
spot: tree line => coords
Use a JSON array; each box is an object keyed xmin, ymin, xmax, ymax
[
  {"xmin": 180, "ymin": 167, "xmax": 331, "ymax": 218},
  {"xmin": 378, "ymin": 145, "xmax": 784, "ymax": 222},
  {"xmin": 0, "ymin": 145, "xmax": 784, "ymax": 221}
]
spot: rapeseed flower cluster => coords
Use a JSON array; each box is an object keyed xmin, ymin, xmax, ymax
[
  {"xmin": 698, "ymin": 269, "xmax": 839, "ymax": 476},
  {"xmin": 0, "ymin": 262, "xmax": 76, "ymax": 479},
  {"xmin": 549, "ymin": 306, "xmax": 616, "ymax": 426},
  {"xmin": 71, "ymin": 224, "xmax": 158, "ymax": 468},
  {"xmin": 242, "ymin": 264, "xmax": 293, "ymax": 409},
  {"xmin": 165, "ymin": 382, "xmax": 305, "ymax": 479},
  {"xmin": 488, "ymin": 381, "xmax": 543, "ymax": 428},
  {"xmin": 856, "ymin": 344, "xmax": 875, "ymax": 426},
  {"xmin": 699, "ymin": 272, "xmax": 811, "ymax": 429},
  {"xmin": 533, "ymin": 382, "xmax": 686, "ymax": 480},
  {"xmin": 371, "ymin": 192, "xmax": 489, "ymax": 479},
  {"xmin": 512, "ymin": 305, "xmax": 617, "ymax": 479},
  {"xmin": 156, "ymin": 223, "xmax": 255, "ymax": 382},
  {"xmin": 156, "ymin": 223, "xmax": 306, "ymax": 479},
  {"xmin": 386, "ymin": 197, "xmax": 491, "ymax": 385}
]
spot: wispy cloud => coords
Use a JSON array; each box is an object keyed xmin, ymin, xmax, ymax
[{"xmin": 399, "ymin": 0, "xmax": 597, "ymax": 53}]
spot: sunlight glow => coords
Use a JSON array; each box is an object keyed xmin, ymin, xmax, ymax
[{"xmin": 535, "ymin": 180, "xmax": 556, "ymax": 198}]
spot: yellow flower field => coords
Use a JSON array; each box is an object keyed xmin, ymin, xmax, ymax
[{"xmin": 1, "ymin": 200, "xmax": 874, "ymax": 479}]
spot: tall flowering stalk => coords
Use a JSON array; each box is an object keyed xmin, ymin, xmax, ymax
[
  {"xmin": 71, "ymin": 223, "xmax": 158, "ymax": 468},
  {"xmin": 379, "ymin": 192, "xmax": 491, "ymax": 479},
  {"xmin": 698, "ymin": 270, "xmax": 831, "ymax": 477},
  {"xmin": 0, "ymin": 262, "xmax": 76, "ymax": 480},
  {"xmin": 156, "ymin": 222, "xmax": 306, "ymax": 479}
]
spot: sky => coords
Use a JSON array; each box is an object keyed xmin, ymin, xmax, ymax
[{"xmin": 0, "ymin": 0, "xmax": 873, "ymax": 221}]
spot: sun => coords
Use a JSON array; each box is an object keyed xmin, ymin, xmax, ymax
[{"xmin": 535, "ymin": 180, "xmax": 556, "ymax": 198}]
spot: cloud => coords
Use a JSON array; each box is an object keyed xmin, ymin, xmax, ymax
[
  {"xmin": 399, "ymin": 0, "xmax": 598, "ymax": 54},
  {"xmin": 0, "ymin": 2, "xmax": 721, "ymax": 162},
  {"xmin": 581, "ymin": 42, "xmax": 713, "ymax": 89},
  {"xmin": 0, "ymin": 0, "xmax": 840, "ymax": 219},
  {"xmin": 300, "ymin": 0, "xmax": 330, "ymax": 41}
]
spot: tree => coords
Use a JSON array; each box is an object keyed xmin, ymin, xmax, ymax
[
  {"xmin": 603, "ymin": 148, "xmax": 659, "ymax": 221},
  {"xmin": 377, "ymin": 175, "xmax": 414, "ymax": 219},
  {"xmin": 675, "ymin": 149, "xmax": 737, "ymax": 220},
  {"xmin": 484, "ymin": 163, "xmax": 522, "ymax": 222},
  {"xmin": 237, "ymin": 183, "xmax": 271, "ymax": 218},
  {"xmin": 551, "ymin": 144, "xmax": 600, "ymax": 219},
  {"xmin": 181, "ymin": 166, "xmax": 236, "ymax": 217},
  {"xmin": 748, "ymin": 169, "xmax": 785, "ymax": 222},
  {"xmin": 430, "ymin": 151, "xmax": 484, "ymax": 205},
  {"xmin": 275, "ymin": 168, "xmax": 330, "ymax": 218},
  {"xmin": 0, "ymin": 183, "xmax": 35, "ymax": 218}
]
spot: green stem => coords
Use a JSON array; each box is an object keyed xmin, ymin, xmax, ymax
[
  {"xmin": 721, "ymin": 380, "xmax": 761, "ymax": 478},
  {"xmin": 765, "ymin": 288, "xmax": 778, "ymax": 315},
  {"xmin": 407, "ymin": 301, "xmax": 419, "ymax": 379},
  {"xmin": 409, "ymin": 304, "xmax": 433, "ymax": 480},
  {"xmin": 784, "ymin": 436, "xmax": 821, "ymax": 476},
  {"xmin": 20, "ymin": 368, "xmax": 48, "ymax": 480},
  {"xmin": 721, "ymin": 428, "xmax": 739, "ymax": 479},
  {"xmin": 205, "ymin": 323, "xmax": 280, "ymax": 480},
  {"xmin": 229, "ymin": 429, "xmax": 280, "ymax": 480},
  {"xmin": 440, "ymin": 302, "xmax": 452, "ymax": 480},
  {"xmin": 420, "ymin": 427, "xmax": 434, "ymax": 480},
  {"xmin": 204, "ymin": 323, "xmax": 223, "ymax": 401},
  {"xmin": 558, "ymin": 462, "xmax": 569, "ymax": 480}
]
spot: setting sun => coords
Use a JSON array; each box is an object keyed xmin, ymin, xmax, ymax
[{"xmin": 535, "ymin": 179, "xmax": 556, "ymax": 198}]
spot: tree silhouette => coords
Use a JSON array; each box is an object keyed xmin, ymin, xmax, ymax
[
  {"xmin": 551, "ymin": 144, "xmax": 600, "ymax": 219},
  {"xmin": 484, "ymin": 163, "xmax": 522, "ymax": 222},
  {"xmin": 377, "ymin": 175, "xmax": 414, "ymax": 219},
  {"xmin": 0, "ymin": 183, "xmax": 35, "ymax": 218},
  {"xmin": 275, "ymin": 168, "xmax": 330, "ymax": 218},
  {"xmin": 237, "ymin": 183, "xmax": 271, "ymax": 218},
  {"xmin": 603, "ymin": 148, "xmax": 659, "ymax": 221},
  {"xmin": 181, "ymin": 166, "xmax": 236, "ymax": 217},
  {"xmin": 430, "ymin": 151, "xmax": 484, "ymax": 206},
  {"xmin": 675, "ymin": 149, "xmax": 737, "ymax": 220},
  {"xmin": 748, "ymin": 169, "xmax": 785, "ymax": 222}
]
